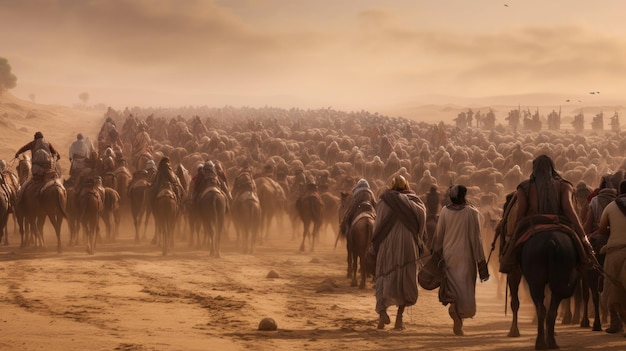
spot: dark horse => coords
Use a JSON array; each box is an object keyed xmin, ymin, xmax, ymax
[
  {"xmin": 521, "ymin": 229, "xmax": 579, "ymax": 350},
  {"xmin": 498, "ymin": 191, "xmax": 580, "ymax": 349}
]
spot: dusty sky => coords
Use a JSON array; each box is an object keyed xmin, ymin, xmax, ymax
[{"xmin": 2, "ymin": 0, "xmax": 626, "ymax": 110}]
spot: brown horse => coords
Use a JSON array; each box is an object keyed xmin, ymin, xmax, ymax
[
  {"xmin": 153, "ymin": 189, "xmax": 178, "ymax": 255},
  {"xmin": 296, "ymin": 188, "xmax": 325, "ymax": 252},
  {"xmin": 255, "ymin": 176, "xmax": 286, "ymax": 243},
  {"xmin": 346, "ymin": 200, "xmax": 375, "ymax": 289}
]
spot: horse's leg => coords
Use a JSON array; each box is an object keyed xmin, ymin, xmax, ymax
[
  {"xmin": 394, "ymin": 305, "xmax": 405, "ymax": 330},
  {"xmin": 530, "ymin": 285, "xmax": 547, "ymax": 350},
  {"xmin": 350, "ymin": 246, "xmax": 358, "ymax": 287},
  {"xmin": 572, "ymin": 281, "xmax": 583, "ymax": 324},
  {"xmin": 580, "ymin": 272, "xmax": 590, "ymax": 328},
  {"xmin": 51, "ymin": 214, "xmax": 63, "ymax": 254},
  {"xmin": 359, "ymin": 253, "xmax": 367, "ymax": 289},
  {"xmin": 561, "ymin": 298, "xmax": 572, "ymax": 325},
  {"xmin": 36, "ymin": 215, "xmax": 46, "ymax": 249},
  {"xmin": 508, "ymin": 270, "xmax": 522, "ymax": 337},
  {"xmin": 546, "ymin": 295, "xmax": 561, "ymax": 349},
  {"xmin": 590, "ymin": 270, "xmax": 602, "ymax": 331},
  {"xmin": 299, "ymin": 222, "xmax": 308, "ymax": 252},
  {"xmin": 310, "ymin": 221, "xmax": 321, "ymax": 252}
]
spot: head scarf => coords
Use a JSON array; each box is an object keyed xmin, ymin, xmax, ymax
[
  {"xmin": 449, "ymin": 184, "xmax": 468, "ymax": 205},
  {"xmin": 390, "ymin": 175, "xmax": 408, "ymax": 191}
]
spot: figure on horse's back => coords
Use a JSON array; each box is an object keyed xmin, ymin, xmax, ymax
[{"xmin": 500, "ymin": 155, "xmax": 590, "ymax": 349}]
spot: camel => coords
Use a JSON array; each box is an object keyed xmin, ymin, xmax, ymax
[
  {"xmin": 78, "ymin": 182, "xmax": 102, "ymax": 255},
  {"xmin": 296, "ymin": 185, "xmax": 325, "ymax": 252},
  {"xmin": 153, "ymin": 189, "xmax": 178, "ymax": 255},
  {"xmin": 254, "ymin": 176, "xmax": 286, "ymax": 243},
  {"xmin": 231, "ymin": 171, "xmax": 262, "ymax": 254},
  {"xmin": 193, "ymin": 186, "xmax": 228, "ymax": 257}
]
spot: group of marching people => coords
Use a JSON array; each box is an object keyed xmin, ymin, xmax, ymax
[{"xmin": 340, "ymin": 153, "xmax": 625, "ymax": 337}]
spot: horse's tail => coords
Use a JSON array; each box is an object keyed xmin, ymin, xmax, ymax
[{"xmin": 548, "ymin": 233, "xmax": 579, "ymax": 298}]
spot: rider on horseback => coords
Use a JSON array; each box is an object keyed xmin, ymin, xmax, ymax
[
  {"xmin": 499, "ymin": 155, "xmax": 595, "ymax": 273},
  {"xmin": 339, "ymin": 178, "xmax": 376, "ymax": 238},
  {"xmin": 15, "ymin": 132, "xmax": 60, "ymax": 197},
  {"xmin": 149, "ymin": 157, "xmax": 183, "ymax": 204},
  {"xmin": 68, "ymin": 133, "xmax": 94, "ymax": 179}
]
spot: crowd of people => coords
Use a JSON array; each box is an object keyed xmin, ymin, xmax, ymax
[{"xmin": 1, "ymin": 104, "xmax": 625, "ymax": 338}]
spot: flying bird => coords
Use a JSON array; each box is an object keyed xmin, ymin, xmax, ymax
[
  {"xmin": 504, "ymin": 4, "xmax": 509, "ymax": 7},
  {"xmin": 590, "ymin": 92, "xmax": 596, "ymax": 94},
  {"xmin": 565, "ymin": 99, "xmax": 570, "ymax": 102}
]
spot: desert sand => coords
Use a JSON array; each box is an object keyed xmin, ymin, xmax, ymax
[{"xmin": 1, "ymin": 93, "xmax": 626, "ymax": 350}]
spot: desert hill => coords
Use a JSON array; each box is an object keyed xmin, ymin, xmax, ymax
[{"xmin": 0, "ymin": 91, "xmax": 103, "ymax": 171}]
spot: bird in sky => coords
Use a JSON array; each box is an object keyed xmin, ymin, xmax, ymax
[
  {"xmin": 590, "ymin": 92, "xmax": 596, "ymax": 94},
  {"xmin": 504, "ymin": 4, "xmax": 509, "ymax": 7}
]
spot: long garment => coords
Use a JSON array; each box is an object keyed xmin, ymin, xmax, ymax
[
  {"xmin": 373, "ymin": 190, "xmax": 426, "ymax": 313},
  {"xmin": 599, "ymin": 200, "xmax": 626, "ymax": 314},
  {"xmin": 433, "ymin": 204, "xmax": 485, "ymax": 319}
]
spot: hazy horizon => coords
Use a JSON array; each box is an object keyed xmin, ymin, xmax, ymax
[{"xmin": 3, "ymin": 1, "xmax": 626, "ymax": 111}]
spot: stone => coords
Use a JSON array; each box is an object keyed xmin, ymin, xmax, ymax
[
  {"xmin": 258, "ymin": 317, "xmax": 277, "ymax": 331},
  {"xmin": 266, "ymin": 270, "xmax": 279, "ymax": 279}
]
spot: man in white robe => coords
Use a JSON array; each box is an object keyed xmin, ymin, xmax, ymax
[{"xmin": 433, "ymin": 184, "xmax": 489, "ymax": 336}]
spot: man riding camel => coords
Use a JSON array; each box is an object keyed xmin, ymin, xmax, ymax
[
  {"xmin": 15, "ymin": 132, "xmax": 60, "ymax": 196},
  {"xmin": 68, "ymin": 133, "xmax": 94, "ymax": 179},
  {"xmin": 149, "ymin": 157, "xmax": 183, "ymax": 205}
]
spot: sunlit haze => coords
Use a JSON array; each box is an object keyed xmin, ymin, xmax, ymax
[{"xmin": 2, "ymin": 0, "xmax": 626, "ymax": 111}]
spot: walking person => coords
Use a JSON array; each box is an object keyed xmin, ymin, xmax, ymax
[
  {"xmin": 432, "ymin": 185, "xmax": 489, "ymax": 336},
  {"xmin": 598, "ymin": 180, "xmax": 626, "ymax": 335},
  {"xmin": 372, "ymin": 175, "xmax": 426, "ymax": 330}
]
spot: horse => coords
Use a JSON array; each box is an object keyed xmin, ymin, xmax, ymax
[
  {"xmin": 153, "ymin": 188, "xmax": 178, "ymax": 255},
  {"xmin": 346, "ymin": 200, "xmax": 375, "ymax": 289},
  {"xmin": 296, "ymin": 186, "xmax": 325, "ymax": 252},
  {"xmin": 521, "ymin": 229, "xmax": 579, "ymax": 350},
  {"xmin": 498, "ymin": 191, "xmax": 580, "ymax": 349}
]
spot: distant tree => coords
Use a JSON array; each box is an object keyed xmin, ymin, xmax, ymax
[
  {"xmin": 28, "ymin": 93, "xmax": 35, "ymax": 103},
  {"xmin": 0, "ymin": 57, "xmax": 18, "ymax": 91},
  {"xmin": 79, "ymin": 92, "xmax": 90, "ymax": 105}
]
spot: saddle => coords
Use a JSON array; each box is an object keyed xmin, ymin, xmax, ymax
[
  {"xmin": 351, "ymin": 210, "xmax": 375, "ymax": 227},
  {"xmin": 200, "ymin": 185, "xmax": 223, "ymax": 199},
  {"xmin": 38, "ymin": 178, "xmax": 63, "ymax": 197},
  {"xmin": 513, "ymin": 214, "xmax": 577, "ymax": 249},
  {"xmin": 157, "ymin": 188, "xmax": 177, "ymax": 200},
  {"xmin": 234, "ymin": 190, "xmax": 259, "ymax": 204}
]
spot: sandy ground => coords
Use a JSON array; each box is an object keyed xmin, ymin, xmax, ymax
[{"xmin": 1, "ymin": 217, "xmax": 625, "ymax": 351}]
